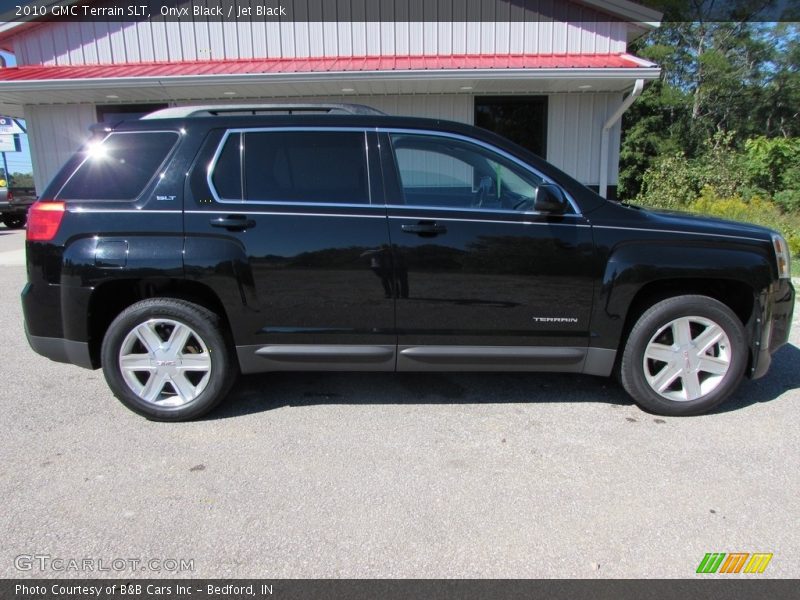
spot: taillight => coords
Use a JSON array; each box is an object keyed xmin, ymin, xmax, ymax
[
  {"xmin": 6, "ymin": 190, "xmax": 12, "ymax": 201},
  {"xmin": 27, "ymin": 201, "xmax": 66, "ymax": 242}
]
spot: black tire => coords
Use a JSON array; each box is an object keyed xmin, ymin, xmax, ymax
[
  {"xmin": 2, "ymin": 214, "xmax": 26, "ymax": 229},
  {"xmin": 620, "ymin": 295, "xmax": 747, "ymax": 416},
  {"xmin": 101, "ymin": 298, "xmax": 237, "ymax": 421}
]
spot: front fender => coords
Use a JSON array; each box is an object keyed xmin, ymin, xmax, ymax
[{"xmin": 591, "ymin": 242, "xmax": 773, "ymax": 351}]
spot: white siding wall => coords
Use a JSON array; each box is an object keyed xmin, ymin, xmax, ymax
[
  {"xmin": 24, "ymin": 103, "xmax": 97, "ymax": 192},
  {"xmin": 23, "ymin": 93, "xmax": 623, "ymax": 194},
  {"xmin": 22, "ymin": 95, "xmax": 475, "ymax": 193},
  {"xmin": 547, "ymin": 92, "xmax": 622, "ymax": 186},
  {"xmin": 14, "ymin": 15, "xmax": 627, "ymax": 66},
  {"xmin": 345, "ymin": 95, "xmax": 475, "ymax": 122},
  {"xmin": 171, "ymin": 94, "xmax": 476, "ymax": 122}
]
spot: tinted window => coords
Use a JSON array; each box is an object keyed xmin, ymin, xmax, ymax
[
  {"xmin": 243, "ymin": 131, "xmax": 368, "ymax": 203},
  {"xmin": 58, "ymin": 131, "xmax": 178, "ymax": 201},
  {"xmin": 389, "ymin": 133, "xmax": 543, "ymax": 211},
  {"xmin": 475, "ymin": 96, "xmax": 548, "ymax": 158},
  {"xmin": 212, "ymin": 132, "xmax": 242, "ymax": 200}
]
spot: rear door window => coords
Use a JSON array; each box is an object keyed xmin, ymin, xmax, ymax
[
  {"xmin": 57, "ymin": 131, "xmax": 178, "ymax": 201},
  {"xmin": 242, "ymin": 131, "xmax": 369, "ymax": 204}
]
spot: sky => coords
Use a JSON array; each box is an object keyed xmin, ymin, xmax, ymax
[{"xmin": 0, "ymin": 50, "xmax": 34, "ymax": 175}]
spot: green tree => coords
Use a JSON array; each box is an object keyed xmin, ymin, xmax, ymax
[
  {"xmin": 9, "ymin": 172, "xmax": 34, "ymax": 188},
  {"xmin": 619, "ymin": 1, "xmax": 799, "ymax": 198}
]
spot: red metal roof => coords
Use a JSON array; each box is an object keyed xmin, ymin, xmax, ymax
[{"xmin": 0, "ymin": 53, "xmax": 647, "ymax": 81}]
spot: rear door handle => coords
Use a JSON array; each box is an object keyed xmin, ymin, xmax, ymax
[
  {"xmin": 401, "ymin": 221, "xmax": 447, "ymax": 237},
  {"xmin": 210, "ymin": 215, "xmax": 256, "ymax": 231}
]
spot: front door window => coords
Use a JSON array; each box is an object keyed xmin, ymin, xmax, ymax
[{"xmin": 389, "ymin": 133, "xmax": 545, "ymax": 213}]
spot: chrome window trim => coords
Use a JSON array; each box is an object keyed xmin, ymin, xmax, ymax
[
  {"xmin": 206, "ymin": 126, "xmax": 373, "ymax": 206},
  {"xmin": 205, "ymin": 125, "xmax": 584, "ymax": 218},
  {"xmin": 364, "ymin": 130, "xmax": 372, "ymax": 205},
  {"xmin": 237, "ymin": 131, "xmax": 245, "ymax": 201},
  {"xmin": 391, "ymin": 214, "xmax": 591, "ymax": 227},
  {"xmin": 185, "ymin": 209, "xmax": 588, "ymax": 226},
  {"xmin": 385, "ymin": 204, "xmax": 584, "ymax": 218},
  {"xmin": 185, "ymin": 209, "xmax": 385, "ymax": 219},
  {"xmin": 378, "ymin": 127, "xmax": 583, "ymax": 216},
  {"xmin": 198, "ymin": 201, "xmax": 380, "ymax": 210}
]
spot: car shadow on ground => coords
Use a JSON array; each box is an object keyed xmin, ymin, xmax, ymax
[
  {"xmin": 210, "ymin": 371, "xmax": 631, "ymax": 420},
  {"xmin": 715, "ymin": 343, "xmax": 800, "ymax": 413},
  {"xmin": 208, "ymin": 343, "xmax": 800, "ymax": 420}
]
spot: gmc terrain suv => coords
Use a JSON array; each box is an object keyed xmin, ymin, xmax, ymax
[{"xmin": 22, "ymin": 104, "xmax": 794, "ymax": 420}]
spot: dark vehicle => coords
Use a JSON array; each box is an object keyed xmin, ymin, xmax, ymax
[
  {"xmin": 0, "ymin": 172, "xmax": 35, "ymax": 229},
  {"xmin": 21, "ymin": 104, "xmax": 794, "ymax": 421}
]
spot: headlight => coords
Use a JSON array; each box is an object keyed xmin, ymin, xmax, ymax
[{"xmin": 771, "ymin": 233, "xmax": 791, "ymax": 279}]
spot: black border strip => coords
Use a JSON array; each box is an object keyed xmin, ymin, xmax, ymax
[
  {"xmin": 4, "ymin": 579, "xmax": 800, "ymax": 600},
  {"xmin": 0, "ymin": 0, "xmax": 796, "ymax": 24}
]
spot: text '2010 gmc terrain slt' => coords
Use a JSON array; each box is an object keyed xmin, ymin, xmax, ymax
[{"xmin": 22, "ymin": 104, "xmax": 794, "ymax": 420}]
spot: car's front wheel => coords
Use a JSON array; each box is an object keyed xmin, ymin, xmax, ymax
[
  {"xmin": 101, "ymin": 298, "xmax": 237, "ymax": 421},
  {"xmin": 620, "ymin": 295, "xmax": 747, "ymax": 416}
]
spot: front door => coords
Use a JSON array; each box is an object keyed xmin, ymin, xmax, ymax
[{"xmin": 379, "ymin": 131, "xmax": 596, "ymax": 371}]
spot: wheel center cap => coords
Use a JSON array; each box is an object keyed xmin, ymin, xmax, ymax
[
  {"xmin": 152, "ymin": 350, "xmax": 182, "ymax": 368},
  {"xmin": 154, "ymin": 359, "xmax": 179, "ymax": 367},
  {"xmin": 681, "ymin": 345, "xmax": 699, "ymax": 371}
]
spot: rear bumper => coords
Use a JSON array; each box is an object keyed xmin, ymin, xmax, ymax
[
  {"xmin": 751, "ymin": 279, "xmax": 794, "ymax": 379},
  {"xmin": 25, "ymin": 328, "xmax": 94, "ymax": 370},
  {"xmin": 0, "ymin": 200, "xmax": 33, "ymax": 214},
  {"xmin": 22, "ymin": 281, "xmax": 96, "ymax": 370}
]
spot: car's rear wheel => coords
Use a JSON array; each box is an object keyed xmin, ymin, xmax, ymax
[
  {"xmin": 101, "ymin": 298, "xmax": 237, "ymax": 421},
  {"xmin": 2, "ymin": 214, "xmax": 26, "ymax": 229},
  {"xmin": 620, "ymin": 295, "xmax": 747, "ymax": 416}
]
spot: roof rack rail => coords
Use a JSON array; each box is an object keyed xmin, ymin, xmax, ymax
[{"xmin": 141, "ymin": 103, "xmax": 387, "ymax": 119}]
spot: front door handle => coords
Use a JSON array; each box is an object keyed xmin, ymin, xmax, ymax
[
  {"xmin": 401, "ymin": 221, "xmax": 447, "ymax": 237},
  {"xmin": 210, "ymin": 215, "xmax": 256, "ymax": 231}
]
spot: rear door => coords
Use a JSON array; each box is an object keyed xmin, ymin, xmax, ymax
[
  {"xmin": 183, "ymin": 127, "xmax": 395, "ymax": 373},
  {"xmin": 379, "ymin": 130, "xmax": 596, "ymax": 372}
]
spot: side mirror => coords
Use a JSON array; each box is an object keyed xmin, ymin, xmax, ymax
[{"xmin": 534, "ymin": 184, "xmax": 568, "ymax": 213}]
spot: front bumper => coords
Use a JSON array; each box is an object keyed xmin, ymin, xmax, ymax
[{"xmin": 751, "ymin": 279, "xmax": 794, "ymax": 379}]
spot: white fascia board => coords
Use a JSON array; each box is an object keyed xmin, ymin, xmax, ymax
[
  {"xmin": 621, "ymin": 53, "xmax": 657, "ymax": 68},
  {"xmin": 0, "ymin": 66, "xmax": 662, "ymax": 93}
]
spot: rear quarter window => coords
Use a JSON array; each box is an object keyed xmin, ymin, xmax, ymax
[
  {"xmin": 57, "ymin": 131, "xmax": 179, "ymax": 201},
  {"xmin": 211, "ymin": 132, "xmax": 242, "ymax": 201}
]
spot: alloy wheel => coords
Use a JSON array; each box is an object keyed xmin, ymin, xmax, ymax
[
  {"xmin": 642, "ymin": 316, "xmax": 732, "ymax": 402},
  {"xmin": 118, "ymin": 319, "xmax": 212, "ymax": 407}
]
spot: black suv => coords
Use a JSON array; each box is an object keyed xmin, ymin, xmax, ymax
[{"xmin": 22, "ymin": 104, "xmax": 794, "ymax": 420}]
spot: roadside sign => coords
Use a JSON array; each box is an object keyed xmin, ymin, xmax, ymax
[
  {"xmin": 0, "ymin": 135, "xmax": 20, "ymax": 152},
  {"xmin": 0, "ymin": 117, "xmax": 23, "ymax": 135}
]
